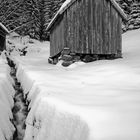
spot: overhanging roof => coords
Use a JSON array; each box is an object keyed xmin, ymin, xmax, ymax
[
  {"xmin": 47, "ymin": 0, "xmax": 127, "ymax": 31},
  {"xmin": 0, "ymin": 23, "xmax": 9, "ymax": 34}
]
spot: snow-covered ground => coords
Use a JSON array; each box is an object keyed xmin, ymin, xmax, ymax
[
  {"xmin": 9, "ymin": 29, "xmax": 140, "ymax": 140},
  {"xmin": 0, "ymin": 55, "xmax": 15, "ymax": 140}
]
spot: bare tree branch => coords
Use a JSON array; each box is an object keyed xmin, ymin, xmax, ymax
[
  {"xmin": 1, "ymin": 0, "xmax": 24, "ymax": 23},
  {"xmin": 10, "ymin": 20, "xmax": 34, "ymax": 33}
]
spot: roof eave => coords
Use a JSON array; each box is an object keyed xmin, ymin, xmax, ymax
[
  {"xmin": 109, "ymin": 0, "xmax": 128, "ymax": 21},
  {"xmin": 0, "ymin": 23, "xmax": 9, "ymax": 34},
  {"xmin": 47, "ymin": 0, "xmax": 128, "ymax": 31},
  {"xmin": 47, "ymin": 0, "xmax": 77, "ymax": 31}
]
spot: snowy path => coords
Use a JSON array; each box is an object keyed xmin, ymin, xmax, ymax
[
  {"xmin": 7, "ymin": 58, "xmax": 28, "ymax": 140},
  {"xmin": 11, "ymin": 29, "xmax": 140, "ymax": 140}
]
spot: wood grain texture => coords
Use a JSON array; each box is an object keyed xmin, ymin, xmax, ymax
[{"xmin": 49, "ymin": 0, "xmax": 123, "ymax": 57}]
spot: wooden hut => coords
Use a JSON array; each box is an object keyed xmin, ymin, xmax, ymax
[
  {"xmin": 0, "ymin": 23, "xmax": 9, "ymax": 51},
  {"xmin": 47, "ymin": 0, "xmax": 127, "ymax": 64}
]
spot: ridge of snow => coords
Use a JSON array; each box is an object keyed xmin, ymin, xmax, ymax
[
  {"xmin": 0, "ymin": 56, "xmax": 15, "ymax": 140},
  {"xmin": 12, "ymin": 29, "xmax": 140, "ymax": 140}
]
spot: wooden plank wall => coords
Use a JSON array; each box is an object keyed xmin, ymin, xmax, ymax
[
  {"xmin": 50, "ymin": 17, "xmax": 65, "ymax": 56},
  {"xmin": 50, "ymin": 0, "xmax": 122, "ymax": 57}
]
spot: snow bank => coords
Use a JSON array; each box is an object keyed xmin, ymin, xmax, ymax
[
  {"xmin": 13, "ymin": 29, "xmax": 140, "ymax": 140},
  {"xmin": 0, "ymin": 56, "xmax": 15, "ymax": 140},
  {"xmin": 7, "ymin": 33, "xmax": 49, "ymax": 56}
]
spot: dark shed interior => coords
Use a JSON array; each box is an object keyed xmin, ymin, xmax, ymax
[{"xmin": 0, "ymin": 23, "xmax": 9, "ymax": 51}]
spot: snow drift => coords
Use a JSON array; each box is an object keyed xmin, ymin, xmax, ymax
[
  {"xmin": 0, "ymin": 55, "xmax": 15, "ymax": 140},
  {"xmin": 12, "ymin": 29, "xmax": 140, "ymax": 140}
]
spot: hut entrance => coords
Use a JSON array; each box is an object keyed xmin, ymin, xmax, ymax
[{"xmin": 0, "ymin": 23, "xmax": 9, "ymax": 51}]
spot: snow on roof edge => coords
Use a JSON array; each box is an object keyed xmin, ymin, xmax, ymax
[
  {"xmin": 0, "ymin": 23, "xmax": 9, "ymax": 34},
  {"xmin": 47, "ymin": 0, "xmax": 76, "ymax": 31},
  {"xmin": 47, "ymin": 0, "xmax": 127, "ymax": 31},
  {"xmin": 109, "ymin": 0, "xmax": 127, "ymax": 21}
]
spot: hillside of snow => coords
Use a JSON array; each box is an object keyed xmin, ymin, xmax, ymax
[
  {"xmin": 9, "ymin": 29, "xmax": 140, "ymax": 140},
  {"xmin": 0, "ymin": 55, "xmax": 15, "ymax": 140}
]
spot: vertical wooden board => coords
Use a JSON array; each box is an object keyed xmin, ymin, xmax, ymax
[
  {"xmin": 52, "ymin": 30, "xmax": 54, "ymax": 56},
  {"xmin": 50, "ymin": 33, "xmax": 53, "ymax": 56},
  {"xmin": 79, "ymin": 0, "xmax": 83, "ymax": 53},
  {"xmin": 52, "ymin": 30, "xmax": 55, "ymax": 56},
  {"xmin": 115, "ymin": 12, "xmax": 118, "ymax": 55},
  {"xmin": 85, "ymin": 0, "xmax": 89, "ymax": 54},
  {"xmin": 113, "ymin": 8, "xmax": 117, "ymax": 54},
  {"xmin": 63, "ymin": 13, "xmax": 66, "ymax": 48},
  {"xmin": 83, "ymin": 0, "xmax": 87, "ymax": 54},
  {"xmin": 66, "ymin": 10, "xmax": 70, "ymax": 49},
  {"xmin": 54, "ymin": 29, "xmax": 56, "ymax": 55},
  {"xmin": 94, "ymin": 0, "xmax": 98, "ymax": 54},
  {"xmin": 55, "ymin": 26, "xmax": 57, "ymax": 55},
  {"xmin": 56, "ymin": 25, "xmax": 59, "ymax": 54},
  {"xmin": 95, "ymin": 0, "xmax": 99, "ymax": 54},
  {"xmin": 59, "ymin": 23, "xmax": 61, "ymax": 52},
  {"xmin": 96, "ymin": 0, "xmax": 102, "ymax": 54},
  {"xmin": 56, "ymin": 27, "xmax": 58, "ymax": 55},
  {"xmin": 52, "ymin": 32, "xmax": 54, "ymax": 56},
  {"xmin": 110, "ymin": 5, "xmax": 113, "ymax": 54},
  {"xmin": 108, "ymin": 2, "xmax": 111, "ymax": 54},
  {"xmin": 78, "ymin": 0, "xmax": 82, "ymax": 53},
  {"xmin": 62, "ymin": 18, "xmax": 65, "ymax": 49},
  {"xmin": 87, "ymin": 0, "xmax": 92, "ymax": 54},
  {"xmin": 74, "ymin": 3, "xmax": 77, "ymax": 53},
  {"xmin": 69, "ymin": 8, "xmax": 72, "ymax": 50},
  {"xmin": 102, "ymin": 0, "xmax": 105, "ymax": 54},
  {"xmin": 69, "ymin": 6, "xmax": 73, "ymax": 52},
  {"xmin": 90, "ymin": 0, "xmax": 96, "ymax": 54},
  {"xmin": 117, "ymin": 17, "xmax": 122, "ymax": 55},
  {"xmin": 71, "ymin": 5, "xmax": 74, "ymax": 52},
  {"xmin": 76, "ymin": 0, "xmax": 80, "ymax": 53},
  {"xmin": 110, "ymin": 6, "xmax": 115, "ymax": 54},
  {"xmin": 85, "ymin": 0, "xmax": 90, "ymax": 54},
  {"xmin": 76, "ymin": 0, "xmax": 81, "ymax": 53},
  {"xmin": 105, "ymin": 0, "xmax": 109, "ymax": 54},
  {"xmin": 107, "ymin": 1, "xmax": 111, "ymax": 54},
  {"xmin": 73, "ymin": 3, "xmax": 76, "ymax": 53},
  {"xmin": 67, "ymin": 9, "xmax": 70, "ymax": 48},
  {"xmin": 60, "ymin": 19, "xmax": 63, "ymax": 50},
  {"xmin": 59, "ymin": 24, "xmax": 61, "ymax": 52},
  {"xmin": 90, "ymin": 0, "xmax": 93, "ymax": 54},
  {"xmin": 54, "ymin": 28, "xmax": 56, "ymax": 56},
  {"xmin": 103, "ymin": 0, "xmax": 110, "ymax": 54},
  {"xmin": 99, "ymin": 0, "xmax": 103, "ymax": 54},
  {"xmin": 75, "ymin": 2, "xmax": 78, "ymax": 53},
  {"xmin": 64, "ymin": 12, "xmax": 68, "ymax": 48},
  {"xmin": 69, "ymin": 9, "xmax": 71, "ymax": 50},
  {"xmin": 77, "ymin": 1, "xmax": 80, "ymax": 53},
  {"xmin": 80, "ymin": 0, "xmax": 84, "ymax": 53},
  {"xmin": 57, "ymin": 25, "xmax": 59, "ymax": 54}
]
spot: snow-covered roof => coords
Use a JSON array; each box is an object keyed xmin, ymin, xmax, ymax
[
  {"xmin": 10, "ymin": 32, "xmax": 20, "ymax": 37},
  {"xmin": 0, "ymin": 23, "xmax": 9, "ymax": 34},
  {"xmin": 47, "ymin": 0, "xmax": 127, "ymax": 31}
]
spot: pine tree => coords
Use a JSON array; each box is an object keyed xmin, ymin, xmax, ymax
[{"xmin": 0, "ymin": 0, "xmax": 66, "ymax": 41}]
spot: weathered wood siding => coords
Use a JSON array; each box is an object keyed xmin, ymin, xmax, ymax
[{"xmin": 50, "ymin": 0, "xmax": 122, "ymax": 57}]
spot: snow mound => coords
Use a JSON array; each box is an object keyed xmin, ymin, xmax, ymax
[
  {"xmin": 7, "ymin": 32, "xmax": 50, "ymax": 56},
  {"xmin": 13, "ymin": 29, "xmax": 140, "ymax": 140},
  {"xmin": 0, "ymin": 56, "xmax": 15, "ymax": 140}
]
